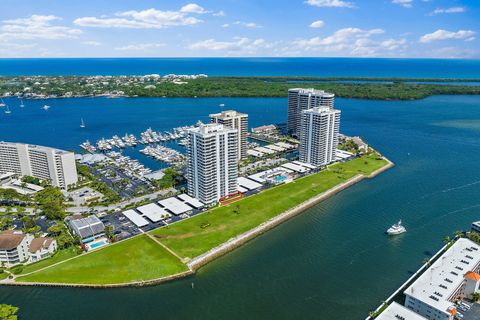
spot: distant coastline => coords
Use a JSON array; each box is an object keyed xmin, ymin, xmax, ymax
[{"xmin": 1, "ymin": 76, "xmax": 480, "ymax": 101}]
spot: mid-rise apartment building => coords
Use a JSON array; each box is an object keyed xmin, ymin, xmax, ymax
[{"xmin": 0, "ymin": 142, "xmax": 78, "ymax": 189}]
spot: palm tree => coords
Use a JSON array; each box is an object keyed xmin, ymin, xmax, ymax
[
  {"xmin": 454, "ymin": 230, "xmax": 464, "ymax": 239},
  {"xmin": 443, "ymin": 235, "xmax": 451, "ymax": 245},
  {"xmin": 423, "ymin": 257, "xmax": 431, "ymax": 266}
]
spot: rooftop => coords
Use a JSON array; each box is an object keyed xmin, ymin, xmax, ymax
[
  {"xmin": 0, "ymin": 230, "xmax": 25, "ymax": 250},
  {"xmin": 28, "ymin": 237, "xmax": 54, "ymax": 253},
  {"xmin": 189, "ymin": 123, "xmax": 237, "ymax": 136},
  {"xmin": 288, "ymin": 88, "xmax": 335, "ymax": 97},
  {"xmin": 209, "ymin": 110, "xmax": 248, "ymax": 119},
  {"xmin": 404, "ymin": 238, "xmax": 480, "ymax": 315},
  {"xmin": 158, "ymin": 197, "xmax": 193, "ymax": 215},
  {"xmin": 376, "ymin": 302, "xmax": 427, "ymax": 320}
]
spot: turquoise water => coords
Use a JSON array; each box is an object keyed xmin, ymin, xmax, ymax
[
  {"xmin": 273, "ymin": 175, "xmax": 287, "ymax": 182},
  {"xmin": 1, "ymin": 95, "xmax": 480, "ymax": 319},
  {"xmin": 89, "ymin": 241, "xmax": 106, "ymax": 249},
  {"xmin": 1, "ymin": 58, "xmax": 480, "ymax": 78}
]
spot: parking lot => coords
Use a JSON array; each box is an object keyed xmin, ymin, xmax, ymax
[
  {"xmin": 99, "ymin": 212, "xmax": 142, "ymax": 241},
  {"xmin": 458, "ymin": 301, "xmax": 480, "ymax": 320},
  {"xmin": 67, "ymin": 187, "xmax": 103, "ymax": 206},
  {"xmin": 91, "ymin": 164, "xmax": 152, "ymax": 199}
]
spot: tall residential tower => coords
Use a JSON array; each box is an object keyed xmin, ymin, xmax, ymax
[
  {"xmin": 299, "ymin": 107, "xmax": 341, "ymax": 167},
  {"xmin": 0, "ymin": 142, "xmax": 78, "ymax": 189},
  {"xmin": 186, "ymin": 124, "xmax": 238, "ymax": 204},
  {"xmin": 209, "ymin": 110, "xmax": 248, "ymax": 160},
  {"xmin": 287, "ymin": 88, "xmax": 334, "ymax": 137}
]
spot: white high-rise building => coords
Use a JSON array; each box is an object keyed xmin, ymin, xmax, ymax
[
  {"xmin": 287, "ymin": 88, "xmax": 335, "ymax": 137},
  {"xmin": 0, "ymin": 142, "xmax": 78, "ymax": 189},
  {"xmin": 299, "ymin": 107, "xmax": 341, "ymax": 167},
  {"xmin": 209, "ymin": 110, "xmax": 248, "ymax": 160},
  {"xmin": 186, "ymin": 124, "xmax": 238, "ymax": 204}
]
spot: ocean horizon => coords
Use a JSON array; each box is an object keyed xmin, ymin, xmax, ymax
[{"xmin": 1, "ymin": 57, "xmax": 480, "ymax": 78}]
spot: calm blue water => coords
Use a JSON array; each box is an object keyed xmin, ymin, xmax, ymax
[
  {"xmin": 1, "ymin": 95, "xmax": 480, "ymax": 319},
  {"xmin": 0, "ymin": 97, "xmax": 285, "ymax": 170},
  {"xmin": 1, "ymin": 58, "xmax": 480, "ymax": 78}
]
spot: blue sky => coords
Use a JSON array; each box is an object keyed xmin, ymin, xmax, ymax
[{"xmin": 0, "ymin": 0, "xmax": 478, "ymax": 58}]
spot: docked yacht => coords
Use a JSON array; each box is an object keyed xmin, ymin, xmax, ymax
[{"xmin": 386, "ymin": 220, "xmax": 406, "ymax": 235}]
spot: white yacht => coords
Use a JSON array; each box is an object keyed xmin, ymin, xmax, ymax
[
  {"xmin": 386, "ymin": 220, "xmax": 406, "ymax": 235},
  {"xmin": 42, "ymin": 105, "xmax": 50, "ymax": 111}
]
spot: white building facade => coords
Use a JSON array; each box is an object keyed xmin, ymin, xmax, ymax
[
  {"xmin": 209, "ymin": 110, "xmax": 248, "ymax": 160},
  {"xmin": 0, "ymin": 231, "xmax": 32, "ymax": 267},
  {"xmin": 404, "ymin": 238, "xmax": 480, "ymax": 320},
  {"xmin": 187, "ymin": 124, "xmax": 238, "ymax": 204},
  {"xmin": 0, "ymin": 142, "xmax": 78, "ymax": 189},
  {"xmin": 287, "ymin": 88, "xmax": 335, "ymax": 137},
  {"xmin": 299, "ymin": 107, "xmax": 341, "ymax": 167}
]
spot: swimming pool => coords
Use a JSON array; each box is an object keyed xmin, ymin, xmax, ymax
[
  {"xmin": 89, "ymin": 240, "xmax": 107, "ymax": 249},
  {"xmin": 273, "ymin": 175, "xmax": 287, "ymax": 182}
]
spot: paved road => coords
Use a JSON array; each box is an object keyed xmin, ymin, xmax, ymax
[{"xmin": 65, "ymin": 187, "xmax": 176, "ymax": 214}]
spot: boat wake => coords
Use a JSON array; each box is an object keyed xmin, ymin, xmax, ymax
[{"xmin": 420, "ymin": 179, "xmax": 480, "ymax": 199}]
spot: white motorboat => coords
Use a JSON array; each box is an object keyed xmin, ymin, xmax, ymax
[{"xmin": 387, "ymin": 220, "xmax": 406, "ymax": 235}]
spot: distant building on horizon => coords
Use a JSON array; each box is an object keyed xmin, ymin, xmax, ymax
[
  {"xmin": 0, "ymin": 141, "xmax": 78, "ymax": 189},
  {"xmin": 209, "ymin": 110, "xmax": 248, "ymax": 160},
  {"xmin": 299, "ymin": 106, "xmax": 340, "ymax": 167},
  {"xmin": 287, "ymin": 88, "xmax": 334, "ymax": 137},
  {"xmin": 186, "ymin": 123, "xmax": 238, "ymax": 204}
]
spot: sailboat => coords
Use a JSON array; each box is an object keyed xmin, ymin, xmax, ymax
[
  {"xmin": 0, "ymin": 98, "xmax": 5, "ymax": 107},
  {"xmin": 4, "ymin": 105, "xmax": 11, "ymax": 114},
  {"xmin": 19, "ymin": 99, "xmax": 24, "ymax": 108},
  {"xmin": 80, "ymin": 118, "xmax": 85, "ymax": 128}
]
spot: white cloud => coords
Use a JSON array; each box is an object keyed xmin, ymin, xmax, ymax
[
  {"xmin": 429, "ymin": 46, "xmax": 478, "ymax": 59},
  {"xmin": 420, "ymin": 29, "xmax": 475, "ymax": 43},
  {"xmin": 233, "ymin": 21, "xmax": 261, "ymax": 28},
  {"xmin": 392, "ymin": 0, "xmax": 413, "ymax": 8},
  {"xmin": 310, "ymin": 20, "xmax": 325, "ymax": 28},
  {"xmin": 222, "ymin": 23, "xmax": 230, "ymax": 28},
  {"xmin": 74, "ymin": 5, "xmax": 206, "ymax": 29},
  {"xmin": 429, "ymin": 7, "xmax": 466, "ymax": 15},
  {"xmin": 289, "ymin": 27, "xmax": 406, "ymax": 57},
  {"xmin": 180, "ymin": 3, "xmax": 207, "ymax": 14},
  {"xmin": 213, "ymin": 10, "xmax": 226, "ymax": 17},
  {"xmin": 294, "ymin": 27, "xmax": 384, "ymax": 47},
  {"xmin": 82, "ymin": 41, "xmax": 101, "ymax": 46},
  {"xmin": 188, "ymin": 37, "xmax": 271, "ymax": 54},
  {"xmin": 115, "ymin": 43, "xmax": 165, "ymax": 51},
  {"xmin": 305, "ymin": 0, "xmax": 354, "ymax": 8},
  {"xmin": 0, "ymin": 15, "xmax": 82, "ymax": 41}
]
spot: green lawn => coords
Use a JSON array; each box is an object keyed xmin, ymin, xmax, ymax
[
  {"xmin": 15, "ymin": 246, "xmax": 79, "ymax": 275},
  {"xmin": 17, "ymin": 235, "xmax": 188, "ymax": 284},
  {"xmin": 151, "ymin": 154, "xmax": 389, "ymax": 259}
]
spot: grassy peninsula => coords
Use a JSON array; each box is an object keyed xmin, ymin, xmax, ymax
[
  {"xmin": 14, "ymin": 154, "xmax": 388, "ymax": 286},
  {"xmin": 1, "ymin": 76, "xmax": 480, "ymax": 101}
]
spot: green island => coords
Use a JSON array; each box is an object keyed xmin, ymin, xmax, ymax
[
  {"xmin": 1, "ymin": 76, "xmax": 480, "ymax": 100},
  {"xmin": 12, "ymin": 153, "xmax": 389, "ymax": 286}
]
